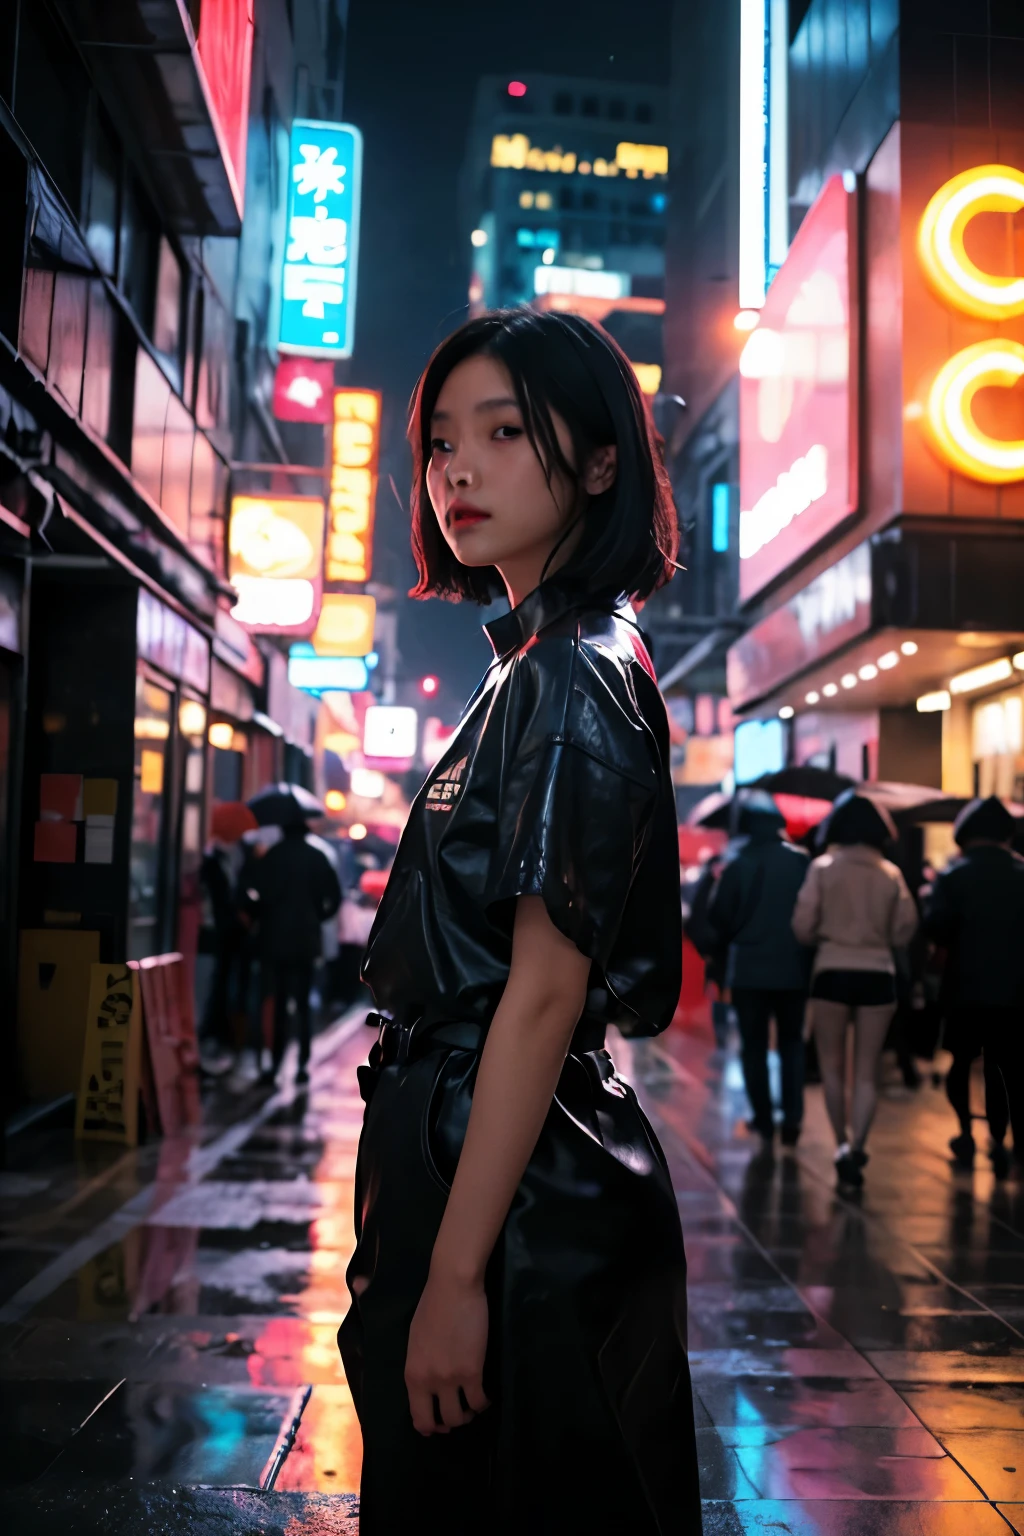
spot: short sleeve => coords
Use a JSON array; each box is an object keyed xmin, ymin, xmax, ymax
[{"xmin": 484, "ymin": 644, "xmax": 658, "ymax": 964}]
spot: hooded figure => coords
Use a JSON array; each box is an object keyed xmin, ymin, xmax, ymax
[
  {"xmin": 923, "ymin": 796, "xmax": 1024, "ymax": 1174},
  {"xmin": 708, "ymin": 790, "xmax": 811, "ymax": 1144}
]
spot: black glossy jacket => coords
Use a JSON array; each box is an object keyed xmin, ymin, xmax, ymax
[{"xmin": 361, "ymin": 578, "xmax": 682, "ymax": 1034}]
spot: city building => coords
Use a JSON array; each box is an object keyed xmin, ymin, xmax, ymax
[
  {"xmin": 460, "ymin": 73, "xmax": 669, "ymax": 394},
  {"xmin": 0, "ymin": 0, "xmax": 348, "ymax": 1122},
  {"xmin": 658, "ymin": 0, "xmax": 1024, "ymax": 823}
]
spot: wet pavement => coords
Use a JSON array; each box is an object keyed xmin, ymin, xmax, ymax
[{"xmin": 2, "ymin": 1003, "xmax": 1023, "ymax": 1533}]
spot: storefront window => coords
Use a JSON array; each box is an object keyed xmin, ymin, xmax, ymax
[
  {"xmin": 972, "ymin": 687, "xmax": 1024, "ymax": 801},
  {"xmin": 128, "ymin": 674, "xmax": 172, "ymax": 959}
]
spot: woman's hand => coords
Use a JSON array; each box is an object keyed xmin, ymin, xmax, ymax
[{"xmin": 405, "ymin": 1267, "xmax": 490, "ymax": 1435}]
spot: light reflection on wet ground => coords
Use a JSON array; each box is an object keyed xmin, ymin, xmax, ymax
[{"xmin": 1, "ymin": 1006, "xmax": 1024, "ymax": 1533}]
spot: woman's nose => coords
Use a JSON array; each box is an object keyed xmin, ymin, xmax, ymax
[{"xmin": 447, "ymin": 454, "xmax": 476, "ymax": 488}]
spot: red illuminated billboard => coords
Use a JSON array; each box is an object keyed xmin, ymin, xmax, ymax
[
  {"xmin": 738, "ymin": 175, "xmax": 858, "ymax": 602},
  {"xmin": 196, "ymin": 0, "xmax": 254, "ymax": 217}
]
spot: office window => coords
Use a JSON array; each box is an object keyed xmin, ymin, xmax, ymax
[
  {"xmin": 553, "ymin": 91, "xmax": 573, "ymax": 115},
  {"xmin": 581, "ymin": 95, "xmax": 600, "ymax": 117},
  {"xmin": 14, "ymin": 2, "xmax": 90, "ymax": 215},
  {"xmin": 120, "ymin": 173, "xmax": 159, "ymax": 334},
  {"xmin": 608, "ymin": 99, "xmax": 626, "ymax": 121},
  {"xmin": 152, "ymin": 237, "xmax": 185, "ymax": 373},
  {"xmin": 634, "ymin": 102, "xmax": 653, "ymax": 124},
  {"xmin": 84, "ymin": 107, "xmax": 120, "ymax": 276},
  {"xmin": 132, "ymin": 347, "xmax": 171, "ymax": 506}
]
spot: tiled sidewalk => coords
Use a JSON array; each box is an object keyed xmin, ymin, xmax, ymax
[{"xmin": 0, "ymin": 1005, "xmax": 1022, "ymax": 1533}]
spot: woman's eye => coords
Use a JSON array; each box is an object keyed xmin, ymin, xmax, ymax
[
  {"xmin": 493, "ymin": 424, "xmax": 523, "ymax": 440},
  {"xmin": 429, "ymin": 437, "xmax": 452, "ymax": 454}
]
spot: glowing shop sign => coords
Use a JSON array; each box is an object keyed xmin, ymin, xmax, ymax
[
  {"xmin": 914, "ymin": 163, "xmax": 1024, "ymax": 487},
  {"xmin": 533, "ymin": 266, "xmax": 629, "ymax": 300},
  {"xmin": 925, "ymin": 340, "xmax": 1024, "ymax": 485},
  {"xmin": 228, "ymin": 494, "xmax": 325, "ymax": 635},
  {"xmin": 312, "ymin": 593, "xmax": 376, "ymax": 656},
  {"xmin": 740, "ymin": 444, "xmax": 828, "ymax": 559},
  {"xmin": 279, "ymin": 120, "xmax": 362, "ymax": 359},
  {"xmin": 490, "ymin": 134, "xmax": 667, "ymax": 180},
  {"xmin": 288, "ymin": 644, "xmax": 369, "ymax": 695},
  {"xmin": 737, "ymin": 175, "xmax": 856, "ymax": 600},
  {"xmin": 363, "ymin": 705, "xmax": 418, "ymax": 761},
  {"xmin": 918, "ymin": 164, "xmax": 1024, "ymax": 320},
  {"xmin": 327, "ymin": 388, "xmax": 380, "ymax": 584}
]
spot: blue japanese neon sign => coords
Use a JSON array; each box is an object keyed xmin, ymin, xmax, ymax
[{"xmin": 278, "ymin": 120, "xmax": 363, "ymax": 360}]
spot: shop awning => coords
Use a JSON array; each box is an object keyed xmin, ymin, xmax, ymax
[{"xmin": 54, "ymin": 0, "xmax": 244, "ymax": 234}]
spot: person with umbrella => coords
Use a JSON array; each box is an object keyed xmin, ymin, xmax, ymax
[
  {"xmin": 792, "ymin": 791, "xmax": 918, "ymax": 1187},
  {"xmin": 923, "ymin": 796, "xmax": 1024, "ymax": 1176},
  {"xmin": 246, "ymin": 786, "xmax": 342, "ymax": 1085}
]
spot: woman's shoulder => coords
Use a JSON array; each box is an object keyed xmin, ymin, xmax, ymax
[{"xmin": 509, "ymin": 616, "xmax": 659, "ymax": 785}]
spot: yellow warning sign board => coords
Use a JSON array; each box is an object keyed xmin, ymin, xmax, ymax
[{"xmin": 75, "ymin": 963, "xmax": 142, "ymax": 1146}]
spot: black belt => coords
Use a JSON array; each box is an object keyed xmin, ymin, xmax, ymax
[{"xmin": 364, "ymin": 1010, "xmax": 606, "ymax": 1066}]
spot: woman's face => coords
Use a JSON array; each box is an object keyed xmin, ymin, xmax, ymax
[{"xmin": 425, "ymin": 352, "xmax": 615, "ymax": 604}]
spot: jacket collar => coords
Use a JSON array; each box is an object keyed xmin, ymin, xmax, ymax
[{"xmin": 484, "ymin": 577, "xmax": 589, "ymax": 660}]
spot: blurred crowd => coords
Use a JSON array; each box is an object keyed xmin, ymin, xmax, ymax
[
  {"xmin": 685, "ymin": 790, "xmax": 1024, "ymax": 1187},
  {"xmin": 194, "ymin": 785, "xmax": 394, "ymax": 1087}
]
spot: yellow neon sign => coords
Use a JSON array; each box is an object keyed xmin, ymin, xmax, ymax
[
  {"xmin": 490, "ymin": 134, "xmax": 667, "ymax": 179},
  {"xmin": 917, "ymin": 164, "xmax": 1024, "ymax": 320},
  {"xmin": 327, "ymin": 388, "xmax": 381, "ymax": 584},
  {"xmin": 925, "ymin": 339, "xmax": 1024, "ymax": 485},
  {"xmin": 916, "ymin": 162, "xmax": 1024, "ymax": 485}
]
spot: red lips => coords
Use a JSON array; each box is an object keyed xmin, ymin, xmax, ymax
[{"xmin": 448, "ymin": 499, "xmax": 490, "ymax": 528}]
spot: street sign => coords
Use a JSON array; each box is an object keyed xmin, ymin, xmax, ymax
[{"xmin": 279, "ymin": 120, "xmax": 363, "ymax": 359}]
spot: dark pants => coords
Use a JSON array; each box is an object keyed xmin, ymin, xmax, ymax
[
  {"xmin": 947, "ymin": 1008, "xmax": 1024, "ymax": 1151},
  {"xmin": 265, "ymin": 959, "xmax": 314, "ymax": 1069},
  {"xmin": 202, "ymin": 933, "xmax": 239, "ymax": 1050},
  {"xmin": 733, "ymin": 988, "xmax": 806, "ymax": 1134}
]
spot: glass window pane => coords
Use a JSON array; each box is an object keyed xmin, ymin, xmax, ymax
[{"xmin": 129, "ymin": 675, "xmax": 172, "ymax": 960}]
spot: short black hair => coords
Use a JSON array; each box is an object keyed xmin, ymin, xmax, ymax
[{"xmin": 406, "ymin": 308, "xmax": 679, "ymax": 604}]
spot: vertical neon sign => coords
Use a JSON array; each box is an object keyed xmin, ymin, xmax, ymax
[
  {"xmin": 739, "ymin": 0, "xmax": 768, "ymax": 309},
  {"xmin": 279, "ymin": 120, "xmax": 363, "ymax": 359}
]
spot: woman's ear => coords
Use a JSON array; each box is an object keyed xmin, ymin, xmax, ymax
[{"xmin": 582, "ymin": 444, "xmax": 617, "ymax": 496}]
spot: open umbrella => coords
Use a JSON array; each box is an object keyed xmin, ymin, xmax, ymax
[
  {"xmin": 247, "ymin": 782, "xmax": 325, "ymax": 827},
  {"xmin": 210, "ymin": 801, "xmax": 258, "ymax": 843},
  {"xmin": 754, "ymin": 765, "xmax": 855, "ymax": 801}
]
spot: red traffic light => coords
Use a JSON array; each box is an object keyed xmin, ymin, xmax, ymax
[
  {"xmin": 420, "ymin": 675, "xmax": 439, "ymax": 696},
  {"xmin": 507, "ymin": 80, "xmax": 527, "ymax": 97}
]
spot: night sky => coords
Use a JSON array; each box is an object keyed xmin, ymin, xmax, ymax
[{"xmin": 343, "ymin": 0, "xmax": 672, "ymax": 713}]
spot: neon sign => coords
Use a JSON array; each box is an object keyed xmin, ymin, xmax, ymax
[
  {"xmin": 916, "ymin": 163, "xmax": 1024, "ymax": 485},
  {"xmin": 490, "ymin": 135, "xmax": 667, "ymax": 179},
  {"xmin": 918, "ymin": 164, "xmax": 1024, "ymax": 320},
  {"xmin": 925, "ymin": 341, "xmax": 1024, "ymax": 485},
  {"xmin": 327, "ymin": 388, "xmax": 381, "ymax": 584},
  {"xmin": 279, "ymin": 120, "xmax": 362, "ymax": 359},
  {"xmin": 228, "ymin": 494, "xmax": 324, "ymax": 635}
]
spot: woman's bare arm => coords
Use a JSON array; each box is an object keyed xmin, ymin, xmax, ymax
[{"xmin": 404, "ymin": 893, "xmax": 592, "ymax": 1435}]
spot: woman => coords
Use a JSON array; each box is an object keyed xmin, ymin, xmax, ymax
[
  {"xmin": 792, "ymin": 791, "xmax": 917, "ymax": 1187},
  {"xmin": 338, "ymin": 310, "xmax": 702, "ymax": 1534}
]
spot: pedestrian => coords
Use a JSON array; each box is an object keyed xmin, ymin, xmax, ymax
[
  {"xmin": 708, "ymin": 790, "xmax": 811, "ymax": 1146},
  {"xmin": 198, "ymin": 801, "xmax": 256, "ymax": 1072},
  {"xmin": 923, "ymin": 796, "xmax": 1024, "ymax": 1177},
  {"xmin": 792, "ymin": 791, "xmax": 918, "ymax": 1187},
  {"xmin": 249, "ymin": 816, "xmax": 341, "ymax": 1085},
  {"xmin": 338, "ymin": 309, "xmax": 702, "ymax": 1534}
]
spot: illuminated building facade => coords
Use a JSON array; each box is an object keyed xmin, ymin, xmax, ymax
[
  {"xmin": 653, "ymin": 0, "xmax": 1024, "ymax": 826},
  {"xmin": 0, "ymin": 0, "xmax": 348, "ymax": 1116},
  {"xmin": 460, "ymin": 74, "xmax": 670, "ymax": 395}
]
